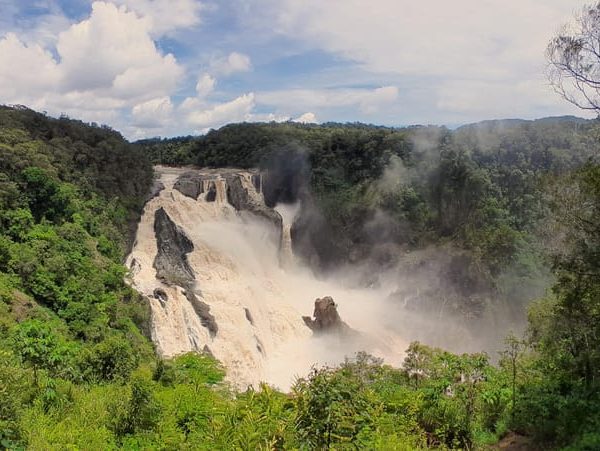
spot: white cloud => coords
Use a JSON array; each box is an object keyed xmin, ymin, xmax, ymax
[
  {"xmin": 249, "ymin": 112, "xmax": 290, "ymax": 122},
  {"xmin": 265, "ymin": 0, "xmax": 581, "ymax": 79},
  {"xmin": 111, "ymin": 0, "xmax": 202, "ymax": 36},
  {"xmin": 20, "ymin": 13, "xmax": 73, "ymax": 48},
  {"xmin": 132, "ymin": 96, "xmax": 174, "ymax": 128},
  {"xmin": 196, "ymin": 73, "xmax": 216, "ymax": 98},
  {"xmin": 179, "ymin": 96, "xmax": 205, "ymax": 113},
  {"xmin": 294, "ymin": 112, "xmax": 318, "ymax": 123},
  {"xmin": 0, "ymin": 33, "xmax": 60, "ymax": 100},
  {"xmin": 435, "ymin": 77, "xmax": 583, "ymax": 120},
  {"xmin": 211, "ymin": 52, "xmax": 252, "ymax": 76},
  {"xmin": 187, "ymin": 93, "xmax": 256, "ymax": 130},
  {"xmin": 0, "ymin": 1, "xmax": 184, "ymax": 131},
  {"xmin": 256, "ymin": 86, "xmax": 398, "ymax": 114},
  {"xmin": 360, "ymin": 86, "xmax": 399, "ymax": 113},
  {"xmin": 245, "ymin": 0, "xmax": 592, "ymax": 121},
  {"xmin": 56, "ymin": 2, "xmax": 182, "ymax": 96}
]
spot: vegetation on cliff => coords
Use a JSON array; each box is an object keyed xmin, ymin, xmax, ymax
[{"xmin": 0, "ymin": 106, "xmax": 154, "ymax": 447}]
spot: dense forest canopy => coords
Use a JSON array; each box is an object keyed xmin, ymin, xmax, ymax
[{"xmin": 0, "ymin": 104, "xmax": 600, "ymax": 449}]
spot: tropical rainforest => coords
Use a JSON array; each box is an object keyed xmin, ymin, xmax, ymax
[{"xmin": 0, "ymin": 100, "xmax": 598, "ymax": 450}]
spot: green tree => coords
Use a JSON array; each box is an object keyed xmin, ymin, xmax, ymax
[
  {"xmin": 111, "ymin": 376, "xmax": 160, "ymax": 437},
  {"xmin": 12, "ymin": 320, "xmax": 68, "ymax": 385},
  {"xmin": 79, "ymin": 336, "xmax": 139, "ymax": 383}
]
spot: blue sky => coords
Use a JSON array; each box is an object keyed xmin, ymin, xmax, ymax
[{"xmin": 0, "ymin": 0, "xmax": 593, "ymax": 138}]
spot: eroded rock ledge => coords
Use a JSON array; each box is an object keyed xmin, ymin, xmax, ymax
[
  {"xmin": 173, "ymin": 172, "xmax": 205, "ymax": 200},
  {"xmin": 226, "ymin": 174, "xmax": 283, "ymax": 234}
]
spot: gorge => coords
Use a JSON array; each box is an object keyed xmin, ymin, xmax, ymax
[
  {"xmin": 3, "ymin": 106, "xmax": 599, "ymax": 448},
  {"xmin": 126, "ymin": 166, "xmax": 410, "ymax": 389}
]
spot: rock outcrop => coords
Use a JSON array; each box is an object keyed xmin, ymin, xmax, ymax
[
  {"xmin": 184, "ymin": 290, "xmax": 218, "ymax": 337},
  {"xmin": 302, "ymin": 296, "xmax": 355, "ymax": 336},
  {"xmin": 153, "ymin": 207, "xmax": 195, "ymax": 287},
  {"xmin": 173, "ymin": 172, "xmax": 204, "ymax": 200},
  {"xmin": 226, "ymin": 175, "xmax": 283, "ymax": 235}
]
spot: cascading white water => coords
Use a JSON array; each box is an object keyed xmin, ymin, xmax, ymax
[
  {"xmin": 126, "ymin": 166, "xmax": 407, "ymax": 390},
  {"xmin": 275, "ymin": 202, "xmax": 300, "ymax": 268}
]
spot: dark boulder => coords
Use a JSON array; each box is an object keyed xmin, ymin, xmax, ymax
[
  {"xmin": 302, "ymin": 296, "xmax": 355, "ymax": 336},
  {"xmin": 153, "ymin": 207, "xmax": 195, "ymax": 287},
  {"xmin": 203, "ymin": 344, "xmax": 215, "ymax": 358},
  {"xmin": 244, "ymin": 307, "xmax": 254, "ymax": 326}
]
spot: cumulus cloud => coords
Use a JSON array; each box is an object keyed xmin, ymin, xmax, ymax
[
  {"xmin": 264, "ymin": 0, "xmax": 575, "ymax": 78},
  {"xmin": 57, "ymin": 2, "xmax": 182, "ymax": 96},
  {"xmin": 111, "ymin": 0, "xmax": 202, "ymax": 36},
  {"xmin": 186, "ymin": 93, "xmax": 255, "ymax": 130},
  {"xmin": 132, "ymin": 96, "xmax": 174, "ymax": 128},
  {"xmin": 243, "ymin": 0, "xmax": 591, "ymax": 121},
  {"xmin": 435, "ymin": 77, "xmax": 577, "ymax": 120},
  {"xmin": 0, "ymin": 33, "xmax": 60, "ymax": 99},
  {"xmin": 256, "ymin": 86, "xmax": 398, "ymax": 115},
  {"xmin": 294, "ymin": 112, "xmax": 318, "ymax": 123},
  {"xmin": 0, "ymin": 1, "xmax": 184, "ymax": 131},
  {"xmin": 210, "ymin": 52, "xmax": 252, "ymax": 76},
  {"xmin": 196, "ymin": 73, "xmax": 216, "ymax": 98}
]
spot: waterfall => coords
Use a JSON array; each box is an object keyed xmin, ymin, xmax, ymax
[
  {"xmin": 126, "ymin": 166, "xmax": 407, "ymax": 390},
  {"xmin": 275, "ymin": 202, "xmax": 300, "ymax": 268}
]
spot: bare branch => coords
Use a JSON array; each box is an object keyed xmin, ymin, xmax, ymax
[{"xmin": 547, "ymin": 3, "xmax": 600, "ymax": 113}]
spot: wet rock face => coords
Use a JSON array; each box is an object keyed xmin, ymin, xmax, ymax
[
  {"xmin": 129, "ymin": 258, "xmax": 142, "ymax": 277},
  {"xmin": 184, "ymin": 290, "xmax": 218, "ymax": 337},
  {"xmin": 205, "ymin": 182, "xmax": 217, "ymax": 202},
  {"xmin": 302, "ymin": 296, "xmax": 354, "ymax": 335},
  {"xmin": 226, "ymin": 175, "xmax": 283, "ymax": 235},
  {"xmin": 153, "ymin": 207, "xmax": 195, "ymax": 287},
  {"xmin": 173, "ymin": 172, "xmax": 204, "ymax": 199},
  {"xmin": 146, "ymin": 180, "xmax": 165, "ymax": 202}
]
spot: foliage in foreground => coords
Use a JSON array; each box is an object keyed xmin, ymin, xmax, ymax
[
  {"xmin": 0, "ymin": 347, "xmax": 515, "ymax": 450},
  {"xmin": 9, "ymin": 337, "xmax": 597, "ymax": 451}
]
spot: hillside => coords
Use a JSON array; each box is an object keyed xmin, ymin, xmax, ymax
[{"xmin": 1, "ymin": 108, "xmax": 599, "ymax": 449}]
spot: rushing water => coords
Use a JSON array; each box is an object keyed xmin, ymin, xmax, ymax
[{"xmin": 126, "ymin": 166, "xmax": 407, "ymax": 390}]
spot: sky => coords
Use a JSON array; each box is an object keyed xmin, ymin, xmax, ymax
[{"xmin": 0, "ymin": 0, "xmax": 594, "ymax": 139}]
